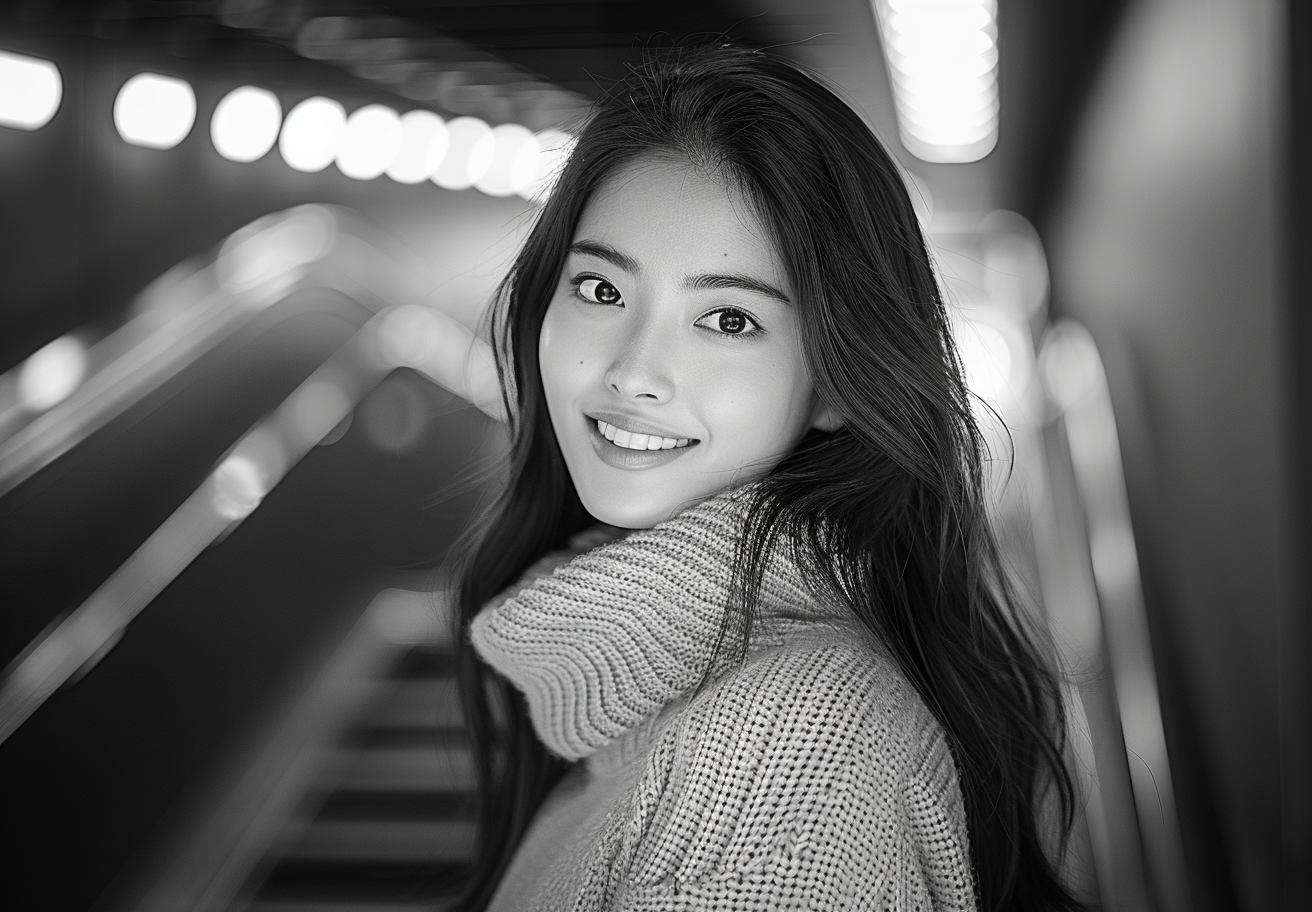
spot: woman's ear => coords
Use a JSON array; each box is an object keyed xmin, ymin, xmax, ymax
[{"xmin": 809, "ymin": 400, "xmax": 844, "ymax": 433}]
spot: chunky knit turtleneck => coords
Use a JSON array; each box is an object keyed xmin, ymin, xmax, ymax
[
  {"xmin": 471, "ymin": 488, "xmax": 978, "ymax": 911},
  {"xmin": 471, "ymin": 487, "xmax": 825, "ymax": 762}
]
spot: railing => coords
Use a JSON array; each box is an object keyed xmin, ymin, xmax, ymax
[
  {"xmin": 0, "ymin": 204, "xmax": 499, "ymax": 745},
  {"xmin": 1036, "ymin": 321, "xmax": 1191, "ymax": 912}
]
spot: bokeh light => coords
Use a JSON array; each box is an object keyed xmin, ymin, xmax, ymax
[
  {"xmin": 954, "ymin": 318, "xmax": 1014, "ymax": 402},
  {"xmin": 524, "ymin": 129, "xmax": 575, "ymax": 202},
  {"xmin": 210, "ymin": 453, "xmax": 267, "ymax": 521},
  {"xmin": 376, "ymin": 305, "xmax": 442, "ymax": 368},
  {"xmin": 0, "ymin": 49, "xmax": 62, "ymax": 130},
  {"xmin": 17, "ymin": 335, "xmax": 86, "ymax": 412},
  {"xmin": 387, "ymin": 110, "xmax": 448, "ymax": 184},
  {"xmin": 1039, "ymin": 321, "xmax": 1103, "ymax": 412},
  {"xmin": 113, "ymin": 73, "xmax": 196, "ymax": 149},
  {"xmin": 279, "ymin": 96, "xmax": 346, "ymax": 173},
  {"xmin": 216, "ymin": 205, "xmax": 337, "ymax": 298},
  {"xmin": 337, "ymin": 104, "xmax": 403, "ymax": 180},
  {"xmin": 211, "ymin": 86, "xmax": 282, "ymax": 163},
  {"xmin": 210, "ymin": 428, "xmax": 283, "ymax": 520},
  {"xmin": 431, "ymin": 116, "xmax": 493, "ymax": 190},
  {"xmin": 289, "ymin": 379, "xmax": 353, "ymax": 445},
  {"xmin": 475, "ymin": 124, "xmax": 539, "ymax": 197},
  {"xmin": 874, "ymin": 0, "xmax": 1000, "ymax": 163}
]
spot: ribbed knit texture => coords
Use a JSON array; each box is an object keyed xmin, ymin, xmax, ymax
[{"xmin": 471, "ymin": 487, "xmax": 978, "ymax": 911}]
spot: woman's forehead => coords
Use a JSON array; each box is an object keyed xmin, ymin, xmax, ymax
[{"xmin": 570, "ymin": 158, "xmax": 789, "ymax": 291}]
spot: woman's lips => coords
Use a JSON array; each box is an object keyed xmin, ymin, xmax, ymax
[
  {"xmin": 595, "ymin": 419, "xmax": 691, "ymax": 451},
  {"xmin": 587, "ymin": 416, "xmax": 699, "ymax": 469}
]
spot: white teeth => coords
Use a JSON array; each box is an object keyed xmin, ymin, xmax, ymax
[{"xmin": 595, "ymin": 419, "xmax": 692, "ymax": 451}]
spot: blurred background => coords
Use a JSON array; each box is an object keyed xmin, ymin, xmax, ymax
[{"xmin": 0, "ymin": 1, "xmax": 1304, "ymax": 910}]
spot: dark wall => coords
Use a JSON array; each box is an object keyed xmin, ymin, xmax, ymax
[{"xmin": 1047, "ymin": 0, "xmax": 1290, "ymax": 909}]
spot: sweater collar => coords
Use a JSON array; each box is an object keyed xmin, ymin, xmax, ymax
[{"xmin": 469, "ymin": 486, "xmax": 829, "ymax": 761}]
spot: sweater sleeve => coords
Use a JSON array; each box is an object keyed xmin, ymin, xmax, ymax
[{"xmin": 611, "ymin": 634, "xmax": 979, "ymax": 912}]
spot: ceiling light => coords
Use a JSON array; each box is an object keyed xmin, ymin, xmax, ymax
[
  {"xmin": 873, "ymin": 0, "xmax": 1000, "ymax": 163},
  {"xmin": 336, "ymin": 104, "xmax": 403, "ymax": 180},
  {"xmin": 954, "ymin": 317, "xmax": 1015, "ymax": 403},
  {"xmin": 0, "ymin": 49, "xmax": 62, "ymax": 130},
  {"xmin": 431, "ymin": 116, "xmax": 493, "ymax": 190},
  {"xmin": 114, "ymin": 73, "xmax": 196, "ymax": 149},
  {"xmin": 522, "ymin": 129, "xmax": 574, "ymax": 202},
  {"xmin": 475, "ymin": 123, "xmax": 539, "ymax": 197},
  {"xmin": 279, "ymin": 96, "xmax": 346, "ymax": 172},
  {"xmin": 386, "ymin": 110, "xmax": 448, "ymax": 184},
  {"xmin": 211, "ymin": 86, "xmax": 282, "ymax": 162}
]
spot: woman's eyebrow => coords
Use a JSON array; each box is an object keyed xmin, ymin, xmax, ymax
[
  {"xmin": 687, "ymin": 273, "xmax": 792, "ymax": 306},
  {"xmin": 567, "ymin": 242, "xmax": 791, "ymax": 305},
  {"xmin": 567, "ymin": 240, "xmax": 640, "ymax": 274}
]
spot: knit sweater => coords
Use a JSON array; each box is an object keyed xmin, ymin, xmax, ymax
[{"xmin": 470, "ymin": 488, "xmax": 978, "ymax": 911}]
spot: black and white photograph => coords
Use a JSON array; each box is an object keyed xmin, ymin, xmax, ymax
[{"xmin": 0, "ymin": 1, "xmax": 1301, "ymax": 910}]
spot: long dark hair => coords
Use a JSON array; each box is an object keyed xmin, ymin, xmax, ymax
[{"xmin": 450, "ymin": 44, "xmax": 1080, "ymax": 912}]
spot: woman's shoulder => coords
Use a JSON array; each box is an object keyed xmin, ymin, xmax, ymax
[
  {"xmin": 711, "ymin": 621, "xmax": 953, "ymax": 775},
  {"xmin": 624, "ymin": 620, "xmax": 976, "ymax": 909},
  {"xmin": 653, "ymin": 618, "xmax": 965, "ymax": 823}
]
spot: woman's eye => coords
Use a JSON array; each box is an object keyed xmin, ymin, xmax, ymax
[
  {"xmin": 695, "ymin": 308, "xmax": 761, "ymax": 337},
  {"xmin": 575, "ymin": 277, "xmax": 622, "ymax": 305}
]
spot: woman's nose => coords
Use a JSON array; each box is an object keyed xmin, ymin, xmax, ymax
[{"xmin": 602, "ymin": 317, "xmax": 675, "ymax": 402}]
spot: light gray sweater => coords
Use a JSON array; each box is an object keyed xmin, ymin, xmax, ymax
[{"xmin": 470, "ymin": 488, "xmax": 978, "ymax": 911}]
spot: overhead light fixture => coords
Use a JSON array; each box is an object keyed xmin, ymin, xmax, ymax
[
  {"xmin": 475, "ymin": 124, "xmax": 539, "ymax": 198},
  {"xmin": 0, "ymin": 49, "xmax": 62, "ymax": 131},
  {"xmin": 872, "ymin": 0, "xmax": 1000, "ymax": 163},
  {"xmin": 523, "ymin": 129, "xmax": 574, "ymax": 203},
  {"xmin": 279, "ymin": 96, "xmax": 346, "ymax": 172},
  {"xmin": 336, "ymin": 104, "xmax": 403, "ymax": 180},
  {"xmin": 386, "ymin": 110, "xmax": 448, "ymax": 184},
  {"xmin": 432, "ymin": 116, "xmax": 493, "ymax": 190},
  {"xmin": 114, "ymin": 73, "xmax": 196, "ymax": 149},
  {"xmin": 211, "ymin": 86, "xmax": 282, "ymax": 162},
  {"xmin": 220, "ymin": 7, "xmax": 587, "ymax": 133}
]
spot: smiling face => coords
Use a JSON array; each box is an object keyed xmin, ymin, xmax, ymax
[{"xmin": 538, "ymin": 158, "xmax": 838, "ymax": 529}]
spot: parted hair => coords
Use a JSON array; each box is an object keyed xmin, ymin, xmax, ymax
[{"xmin": 450, "ymin": 43, "xmax": 1081, "ymax": 912}]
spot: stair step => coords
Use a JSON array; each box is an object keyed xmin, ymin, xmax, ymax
[
  {"xmin": 340, "ymin": 726, "xmax": 465, "ymax": 750},
  {"xmin": 250, "ymin": 859, "xmax": 469, "ymax": 905},
  {"xmin": 315, "ymin": 789, "xmax": 474, "ymax": 820},
  {"xmin": 330, "ymin": 744, "xmax": 475, "ymax": 792},
  {"xmin": 389, "ymin": 648, "xmax": 455, "ymax": 679},
  {"xmin": 233, "ymin": 643, "xmax": 477, "ymax": 909},
  {"xmin": 282, "ymin": 818, "xmax": 476, "ymax": 863},
  {"xmin": 243, "ymin": 902, "xmax": 442, "ymax": 912},
  {"xmin": 360, "ymin": 679, "xmax": 462, "ymax": 730}
]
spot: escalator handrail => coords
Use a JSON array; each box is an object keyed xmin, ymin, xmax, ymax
[
  {"xmin": 0, "ymin": 248, "xmax": 501, "ymax": 745},
  {"xmin": 0, "ymin": 205, "xmax": 453, "ymax": 499}
]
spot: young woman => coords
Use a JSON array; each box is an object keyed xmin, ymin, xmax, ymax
[{"xmin": 448, "ymin": 44, "xmax": 1080, "ymax": 912}]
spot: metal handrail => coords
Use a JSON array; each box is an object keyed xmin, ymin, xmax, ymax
[
  {"xmin": 0, "ymin": 298, "xmax": 495, "ymax": 744},
  {"xmin": 1038, "ymin": 320, "xmax": 1191, "ymax": 912},
  {"xmin": 0, "ymin": 204, "xmax": 453, "ymax": 498},
  {"xmin": 0, "ymin": 203, "xmax": 501, "ymax": 743}
]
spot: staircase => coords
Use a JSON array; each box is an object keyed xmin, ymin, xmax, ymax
[{"xmin": 231, "ymin": 640, "xmax": 476, "ymax": 910}]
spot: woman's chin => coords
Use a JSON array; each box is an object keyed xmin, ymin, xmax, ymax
[{"xmin": 577, "ymin": 485, "xmax": 707, "ymax": 531}]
